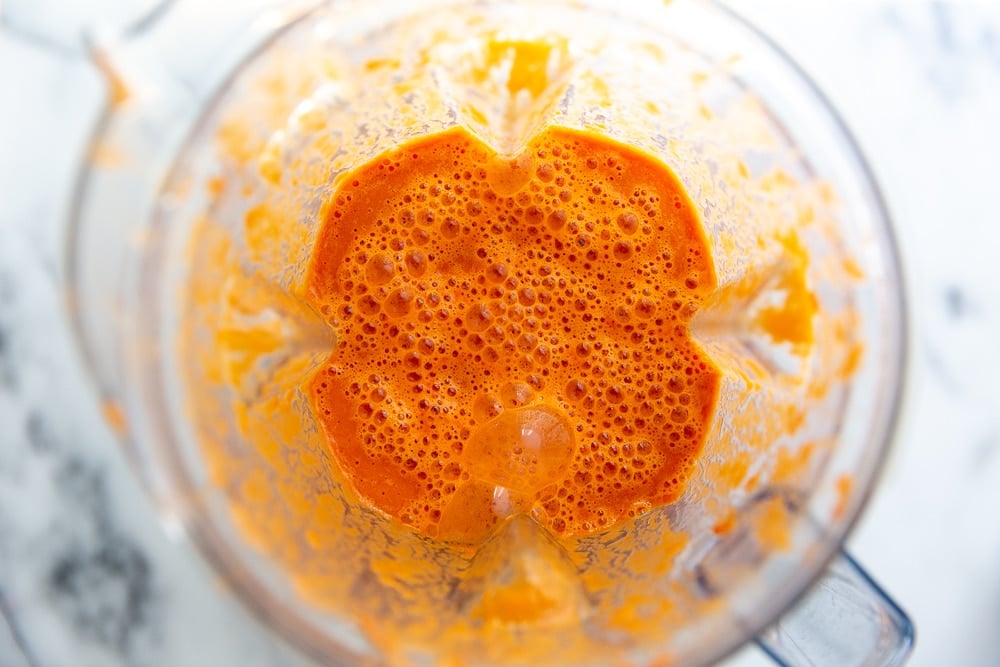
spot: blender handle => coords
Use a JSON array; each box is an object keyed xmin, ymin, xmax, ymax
[{"xmin": 755, "ymin": 551, "xmax": 915, "ymax": 667}]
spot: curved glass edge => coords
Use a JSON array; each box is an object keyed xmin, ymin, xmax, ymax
[{"xmin": 676, "ymin": 1, "xmax": 911, "ymax": 665}]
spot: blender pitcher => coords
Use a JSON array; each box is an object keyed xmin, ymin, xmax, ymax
[{"xmin": 7, "ymin": 0, "xmax": 913, "ymax": 664}]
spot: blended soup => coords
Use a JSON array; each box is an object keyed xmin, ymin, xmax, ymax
[{"xmin": 304, "ymin": 125, "xmax": 720, "ymax": 543}]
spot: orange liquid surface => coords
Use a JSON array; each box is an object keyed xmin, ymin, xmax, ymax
[{"xmin": 305, "ymin": 126, "xmax": 720, "ymax": 542}]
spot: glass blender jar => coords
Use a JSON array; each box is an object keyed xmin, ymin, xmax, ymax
[{"xmin": 21, "ymin": 0, "xmax": 916, "ymax": 664}]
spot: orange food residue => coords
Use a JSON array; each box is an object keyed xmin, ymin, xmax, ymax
[
  {"xmin": 101, "ymin": 400, "xmax": 128, "ymax": 436},
  {"xmin": 754, "ymin": 231, "xmax": 818, "ymax": 348},
  {"xmin": 753, "ymin": 496, "xmax": 793, "ymax": 552},
  {"xmin": 833, "ymin": 473, "xmax": 854, "ymax": 521}
]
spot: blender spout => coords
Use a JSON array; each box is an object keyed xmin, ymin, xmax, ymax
[{"xmin": 0, "ymin": 0, "xmax": 175, "ymax": 59}]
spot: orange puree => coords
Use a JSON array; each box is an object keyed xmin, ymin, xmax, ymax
[{"xmin": 304, "ymin": 126, "xmax": 720, "ymax": 541}]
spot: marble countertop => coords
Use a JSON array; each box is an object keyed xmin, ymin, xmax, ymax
[{"xmin": 1, "ymin": 2, "xmax": 999, "ymax": 666}]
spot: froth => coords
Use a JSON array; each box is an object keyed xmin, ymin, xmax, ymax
[{"xmin": 305, "ymin": 125, "xmax": 719, "ymax": 542}]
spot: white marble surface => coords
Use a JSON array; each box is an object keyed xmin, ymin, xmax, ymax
[{"xmin": 1, "ymin": 2, "xmax": 999, "ymax": 666}]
